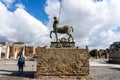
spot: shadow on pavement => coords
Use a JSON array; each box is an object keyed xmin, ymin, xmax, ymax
[
  {"xmin": 109, "ymin": 68, "xmax": 120, "ymax": 71},
  {"xmin": 0, "ymin": 70, "xmax": 35, "ymax": 78}
]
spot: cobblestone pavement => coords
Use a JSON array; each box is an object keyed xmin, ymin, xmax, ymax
[{"xmin": 0, "ymin": 59, "xmax": 120, "ymax": 80}]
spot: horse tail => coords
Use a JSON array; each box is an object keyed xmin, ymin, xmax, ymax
[{"xmin": 70, "ymin": 26, "xmax": 74, "ymax": 32}]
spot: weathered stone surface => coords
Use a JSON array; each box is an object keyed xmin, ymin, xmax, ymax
[{"xmin": 35, "ymin": 47, "xmax": 89, "ymax": 78}]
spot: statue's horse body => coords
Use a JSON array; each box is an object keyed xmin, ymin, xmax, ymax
[{"xmin": 50, "ymin": 25, "xmax": 74, "ymax": 42}]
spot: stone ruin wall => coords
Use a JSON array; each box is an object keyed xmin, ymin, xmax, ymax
[
  {"xmin": 0, "ymin": 43, "xmax": 35, "ymax": 59},
  {"xmin": 35, "ymin": 47, "xmax": 89, "ymax": 77},
  {"xmin": 109, "ymin": 48, "xmax": 120, "ymax": 63},
  {"xmin": 25, "ymin": 46, "xmax": 35, "ymax": 57}
]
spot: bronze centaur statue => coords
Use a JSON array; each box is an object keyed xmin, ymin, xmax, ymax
[{"xmin": 50, "ymin": 25, "xmax": 74, "ymax": 42}]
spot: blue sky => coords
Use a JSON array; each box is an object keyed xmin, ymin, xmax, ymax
[
  {"xmin": 23, "ymin": 0, "xmax": 49, "ymax": 24},
  {"xmin": 0, "ymin": 0, "xmax": 120, "ymax": 49},
  {"xmin": 1, "ymin": 0, "xmax": 49, "ymax": 25}
]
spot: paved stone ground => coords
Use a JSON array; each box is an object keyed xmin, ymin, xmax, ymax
[
  {"xmin": 90, "ymin": 59, "xmax": 120, "ymax": 80},
  {"xmin": 0, "ymin": 59, "xmax": 36, "ymax": 80},
  {"xmin": 0, "ymin": 59, "xmax": 120, "ymax": 80},
  {"xmin": 90, "ymin": 66, "xmax": 120, "ymax": 80}
]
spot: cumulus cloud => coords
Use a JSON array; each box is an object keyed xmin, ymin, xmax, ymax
[
  {"xmin": 45, "ymin": 0, "xmax": 120, "ymax": 49},
  {"xmin": 0, "ymin": 2, "xmax": 49, "ymax": 46}
]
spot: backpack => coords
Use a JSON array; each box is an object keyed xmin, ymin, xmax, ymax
[{"xmin": 18, "ymin": 57, "xmax": 24, "ymax": 63}]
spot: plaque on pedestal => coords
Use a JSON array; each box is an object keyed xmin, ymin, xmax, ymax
[{"xmin": 50, "ymin": 42, "xmax": 75, "ymax": 48}]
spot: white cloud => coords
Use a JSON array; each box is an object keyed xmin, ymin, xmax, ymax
[
  {"xmin": 0, "ymin": 2, "xmax": 49, "ymax": 46},
  {"xmin": 1, "ymin": 0, "xmax": 15, "ymax": 8},
  {"xmin": 45, "ymin": 0, "xmax": 120, "ymax": 49},
  {"xmin": 15, "ymin": 3, "xmax": 25, "ymax": 9}
]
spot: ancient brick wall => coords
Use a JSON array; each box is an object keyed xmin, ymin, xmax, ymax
[
  {"xmin": 25, "ymin": 46, "xmax": 35, "ymax": 57},
  {"xmin": 35, "ymin": 47, "xmax": 89, "ymax": 77}
]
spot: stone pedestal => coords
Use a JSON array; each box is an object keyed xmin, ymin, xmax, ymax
[
  {"xmin": 50, "ymin": 42, "xmax": 75, "ymax": 48},
  {"xmin": 35, "ymin": 47, "xmax": 89, "ymax": 78}
]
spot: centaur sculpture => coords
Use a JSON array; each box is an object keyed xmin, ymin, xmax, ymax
[{"xmin": 50, "ymin": 17, "xmax": 74, "ymax": 42}]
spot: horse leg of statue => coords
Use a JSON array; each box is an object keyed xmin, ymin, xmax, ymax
[
  {"xmin": 54, "ymin": 32, "xmax": 59, "ymax": 47},
  {"xmin": 68, "ymin": 34, "xmax": 74, "ymax": 42},
  {"xmin": 55, "ymin": 32, "xmax": 58, "ymax": 42},
  {"xmin": 69, "ymin": 34, "xmax": 74, "ymax": 42},
  {"xmin": 50, "ymin": 31, "xmax": 53, "ymax": 38},
  {"xmin": 50, "ymin": 31, "xmax": 52, "ymax": 38},
  {"xmin": 67, "ymin": 34, "xmax": 70, "ymax": 42},
  {"xmin": 54, "ymin": 29, "xmax": 58, "ymax": 42}
]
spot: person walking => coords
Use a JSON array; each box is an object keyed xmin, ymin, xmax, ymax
[{"xmin": 17, "ymin": 55, "xmax": 25, "ymax": 76}]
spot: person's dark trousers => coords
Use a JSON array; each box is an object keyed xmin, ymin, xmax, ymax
[{"xmin": 18, "ymin": 65, "xmax": 23, "ymax": 76}]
